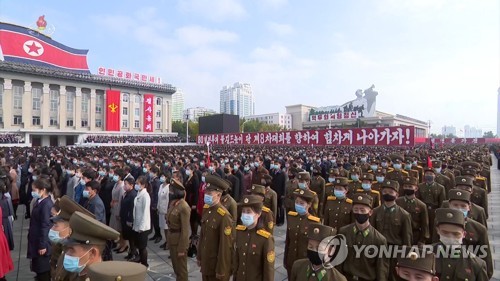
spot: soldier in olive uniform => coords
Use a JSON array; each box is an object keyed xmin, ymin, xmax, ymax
[
  {"xmin": 284, "ymin": 188, "xmax": 321, "ymax": 278},
  {"xmin": 441, "ymin": 189, "xmax": 492, "ymax": 279},
  {"xmin": 372, "ymin": 168, "xmax": 387, "ymax": 194},
  {"xmin": 407, "ymin": 154, "xmax": 424, "ymax": 183},
  {"xmin": 262, "ymin": 174, "xmax": 278, "ymax": 220},
  {"xmin": 380, "ymin": 156, "xmax": 394, "ymax": 172},
  {"xmin": 395, "ymin": 251, "xmax": 438, "ymax": 281},
  {"xmin": 166, "ymin": 179, "xmax": 191, "ymax": 281},
  {"xmin": 221, "ymin": 178, "xmax": 238, "ymax": 225},
  {"xmin": 290, "ymin": 223, "xmax": 347, "ymax": 281},
  {"xmin": 346, "ymin": 167, "xmax": 362, "ymax": 196},
  {"xmin": 370, "ymin": 180, "xmax": 413, "ymax": 281},
  {"xmin": 357, "ymin": 173, "xmax": 381, "ymax": 208},
  {"xmin": 339, "ymin": 193, "xmax": 389, "ymax": 281},
  {"xmin": 249, "ymin": 184, "xmax": 276, "ymax": 232},
  {"xmin": 197, "ymin": 175, "xmax": 234, "ymax": 281},
  {"xmin": 310, "ymin": 165, "xmax": 326, "ymax": 218},
  {"xmin": 324, "ymin": 168, "xmax": 337, "ymax": 196},
  {"xmin": 396, "ymin": 177, "xmax": 429, "ymax": 245},
  {"xmin": 62, "ymin": 211, "xmax": 120, "ymax": 281},
  {"xmin": 417, "ymin": 168, "xmax": 446, "ymax": 237},
  {"xmin": 233, "ymin": 195, "xmax": 275, "ymax": 281},
  {"xmin": 431, "ymin": 160, "xmax": 454, "ymax": 194},
  {"xmin": 432, "ymin": 208, "xmax": 488, "ymax": 281},
  {"xmin": 87, "ymin": 261, "xmax": 147, "ymax": 281},
  {"xmin": 461, "ymin": 170, "xmax": 488, "ymax": 218},
  {"xmin": 441, "ymin": 160, "xmax": 456, "ymax": 188},
  {"xmin": 385, "ymin": 155, "xmax": 409, "ymax": 187},
  {"xmin": 403, "ymin": 158, "xmax": 419, "ymax": 182},
  {"xmin": 323, "ymin": 177, "xmax": 353, "ymax": 230},
  {"xmin": 296, "ymin": 172, "xmax": 320, "ymax": 216},
  {"xmin": 366, "ymin": 159, "xmax": 380, "ymax": 177},
  {"xmin": 284, "ymin": 168, "xmax": 300, "ymax": 214},
  {"xmin": 51, "ymin": 196, "xmax": 96, "ymax": 281}
]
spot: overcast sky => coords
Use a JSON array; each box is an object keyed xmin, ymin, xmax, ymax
[{"xmin": 1, "ymin": 0, "xmax": 499, "ymax": 134}]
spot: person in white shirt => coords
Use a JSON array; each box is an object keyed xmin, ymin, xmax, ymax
[
  {"xmin": 157, "ymin": 173, "xmax": 170, "ymax": 250},
  {"xmin": 132, "ymin": 175, "xmax": 151, "ymax": 268}
]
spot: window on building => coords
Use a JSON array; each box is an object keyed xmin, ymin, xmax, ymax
[
  {"xmin": 135, "ymin": 95, "xmax": 141, "ymax": 103},
  {"xmin": 66, "ymin": 119, "xmax": 74, "ymax": 127},
  {"xmin": 32, "ymin": 116, "xmax": 41, "ymax": 126},
  {"xmin": 123, "ymin": 107, "xmax": 128, "ymax": 115},
  {"xmin": 82, "ymin": 93, "xmax": 89, "ymax": 113},
  {"xmin": 67, "ymin": 92, "xmax": 75, "ymax": 112},
  {"xmin": 156, "ymin": 110, "xmax": 161, "ymax": 118},
  {"xmin": 156, "ymin": 97, "xmax": 162, "ymax": 105},
  {"xmin": 96, "ymin": 119, "xmax": 102, "ymax": 128},
  {"xmin": 156, "ymin": 121, "xmax": 161, "ymax": 129},
  {"xmin": 134, "ymin": 108, "xmax": 140, "ymax": 116},
  {"xmin": 50, "ymin": 90, "xmax": 59, "ymax": 112},
  {"xmin": 122, "ymin": 119, "xmax": 128, "ymax": 128},
  {"xmin": 32, "ymin": 88, "xmax": 42, "ymax": 110},
  {"xmin": 13, "ymin": 115, "xmax": 22, "ymax": 125},
  {"xmin": 96, "ymin": 95, "xmax": 103, "ymax": 114},
  {"xmin": 122, "ymin": 93, "xmax": 129, "ymax": 103},
  {"xmin": 50, "ymin": 117, "xmax": 58, "ymax": 126},
  {"xmin": 81, "ymin": 120, "xmax": 88, "ymax": 127},
  {"xmin": 13, "ymin": 85, "xmax": 23, "ymax": 110},
  {"xmin": 134, "ymin": 120, "xmax": 140, "ymax": 128}
]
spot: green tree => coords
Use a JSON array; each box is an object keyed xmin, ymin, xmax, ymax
[
  {"xmin": 172, "ymin": 120, "xmax": 199, "ymax": 140},
  {"xmin": 239, "ymin": 119, "xmax": 284, "ymax": 133},
  {"xmin": 483, "ymin": 131, "xmax": 495, "ymax": 138}
]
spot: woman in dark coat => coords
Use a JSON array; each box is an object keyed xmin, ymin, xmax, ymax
[
  {"xmin": 120, "ymin": 176, "xmax": 138, "ymax": 261},
  {"xmin": 27, "ymin": 178, "xmax": 53, "ymax": 281},
  {"xmin": 0, "ymin": 181, "xmax": 13, "ymax": 251}
]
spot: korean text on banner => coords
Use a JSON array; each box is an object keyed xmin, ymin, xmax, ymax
[{"xmin": 143, "ymin": 94, "xmax": 154, "ymax": 132}]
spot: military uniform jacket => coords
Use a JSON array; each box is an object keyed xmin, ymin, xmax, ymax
[
  {"xmin": 417, "ymin": 182, "xmax": 446, "ymax": 229},
  {"xmin": 471, "ymin": 186, "xmax": 488, "ymax": 218},
  {"xmin": 166, "ymin": 199, "xmax": 191, "ymax": 253},
  {"xmin": 386, "ymin": 169, "xmax": 409, "ymax": 187},
  {"xmin": 263, "ymin": 187, "xmax": 278, "ymax": 221},
  {"xmin": 405, "ymin": 169, "xmax": 420, "ymax": 182},
  {"xmin": 53, "ymin": 248, "xmax": 77, "ymax": 281},
  {"xmin": 435, "ymin": 174, "xmax": 454, "ymax": 195},
  {"xmin": 370, "ymin": 204, "xmax": 413, "ymax": 246},
  {"xmin": 262, "ymin": 207, "xmax": 275, "ymax": 233},
  {"xmin": 221, "ymin": 194, "xmax": 237, "ymax": 225},
  {"xmin": 432, "ymin": 243, "xmax": 488, "ymax": 281},
  {"xmin": 284, "ymin": 211, "xmax": 321, "ymax": 271},
  {"xmin": 310, "ymin": 176, "xmax": 326, "ymax": 216},
  {"xmin": 355, "ymin": 188, "xmax": 381, "ymax": 208},
  {"xmin": 395, "ymin": 196, "xmax": 429, "ymax": 245},
  {"xmin": 290, "ymin": 259, "xmax": 347, "ymax": 281},
  {"xmin": 323, "ymin": 196, "xmax": 353, "ymax": 231},
  {"xmin": 197, "ymin": 203, "xmax": 234, "ymax": 278},
  {"xmin": 463, "ymin": 219, "xmax": 493, "ymax": 279},
  {"xmin": 346, "ymin": 181, "xmax": 362, "ymax": 197},
  {"xmin": 284, "ymin": 179, "xmax": 299, "ymax": 210},
  {"xmin": 339, "ymin": 224, "xmax": 389, "ymax": 281},
  {"xmin": 233, "ymin": 226, "xmax": 275, "ymax": 281},
  {"xmin": 440, "ymin": 201, "xmax": 487, "ymax": 227},
  {"xmin": 411, "ymin": 165, "xmax": 424, "ymax": 183}
]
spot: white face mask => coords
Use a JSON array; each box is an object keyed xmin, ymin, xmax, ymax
[{"xmin": 439, "ymin": 235, "xmax": 462, "ymax": 245}]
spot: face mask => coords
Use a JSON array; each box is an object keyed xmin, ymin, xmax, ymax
[
  {"xmin": 298, "ymin": 182, "xmax": 307, "ymax": 190},
  {"xmin": 328, "ymin": 177, "xmax": 335, "ymax": 183},
  {"xmin": 241, "ymin": 213, "xmax": 255, "ymax": 227},
  {"xmin": 244, "ymin": 166, "xmax": 250, "ymax": 172},
  {"xmin": 459, "ymin": 208, "xmax": 468, "ymax": 218},
  {"xmin": 254, "ymin": 162, "xmax": 260, "ymax": 168},
  {"xmin": 79, "ymin": 179, "xmax": 86, "ymax": 186},
  {"xmin": 201, "ymin": 176, "xmax": 206, "ymax": 182},
  {"xmin": 403, "ymin": 189, "xmax": 415, "ymax": 196},
  {"xmin": 370, "ymin": 165, "xmax": 378, "ymax": 171},
  {"xmin": 376, "ymin": 176, "xmax": 385, "ymax": 183},
  {"xmin": 234, "ymin": 165, "xmax": 239, "ymax": 170},
  {"xmin": 72, "ymin": 160, "xmax": 78, "ymax": 164},
  {"xmin": 361, "ymin": 183, "xmax": 371, "ymax": 191},
  {"xmin": 425, "ymin": 175, "xmax": 434, "ymax": 183},
  {"xmin": 439, "ymin": 235, "xmax": 462, "ymax": 246},
  {"xmin": 351, "ymin": 175, "xmax": 359, "ymax": 181},
  {"xmin": 208, "ymin": 166, "xmax": 215, "ymax": 172},
  {"xmin": 98, "ymin": 171, "xmax": 106, "ymax": 176},
  {"xmin": 354, "ymin": 213, "xmax": 369, "ymax": 224},
  {"xmin": 381, "ymin": 162, "xmax": 388, "ymax": 168},
  {"xmin": 270, "ymin": 164, "xmax": 275, "ymax": 170},
  {"xmin": 186, "ymin": 170, "xmax": 192, "ymax": 176},
  {"xmin": 382, "ymin": 193, "xmax": 396, "ymax": 202},
  {"xmin": 149, "ymin": 173, "xmax": 155, "ymax": 179},
  {"xmin": 113, "ymin": 175, "xmax": 119, "ymax": 182},
  {"xmin": 334, "ymin": 190, "xmax": 345, "ymax": 199},
  {"xmin": 295, "ymin": 203, "xmax": 307, "ymax": 215},
  {"xmin": 393, "ymin": 164, "xmax": 402, "ymax": 170},
  {"xmin": 200, "ymin": 162, "xmax": 205, "ymax": 167},
  {"xmin": 204, "ymin": 194, "xmax": 213, "ymax": 205},
  {"xmin": 31, "ymin": 191, "xmax": 41, "ymax": 199},
  {"xmin": 434, "ymin": 168, "xmax": 442, "ymax": 174},
  {"xmin": 143, "ymin": 168, "xmax": 148, "ymax": 173},
  {"xmin": 134, "ymin": 184, "xmax": 140, "ymax": 191},
  {"xmin": 63, "ymin": 250, "xmax": 91, "ymax": 273},
  {"xmin": 360, "ymin": 157, "xmax": 367, "ymax": 163},
  {"xmin": 48, "ymin": 228, "xmax": 66, "ymax": 243},
  {"xmin": 159, "ymin": 177, "xmax": 166, "ymax": 183},
  {"xmin": 32, "ymin": 175, "xmax": 38, "ymax": 181},
  {"xmin": 82, "ymin": 190, "xmax": 90, "ymax": 198},
  {"xmin": 307, "ymin": 249, "xmax": 323, "ymax": 266}
]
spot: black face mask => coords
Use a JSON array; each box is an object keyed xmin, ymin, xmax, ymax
[
  {"xmin": 307, "ymin": 249, "xmax": 323, "ymax": 266},
  {"xmin": 403, "ymin": 189, "xmax": 415, "ymax": 196},
  {"xmin": 382, "ymin": 194, "xmax": 396, "ymax": 202},
  {"xmin": 354, "ymin": 213, "xmax": 370, "ymax": 224}
]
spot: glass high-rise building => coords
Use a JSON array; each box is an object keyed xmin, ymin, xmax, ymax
[
  {"xmin": 172, "ymin": 90, "xmax": 185, "ymax": 122},
  {"xmin": 220, "ymin": 82, "xmax": 254, "ymax": 118}
]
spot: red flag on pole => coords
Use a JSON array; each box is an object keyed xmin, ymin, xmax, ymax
[{"xmin": 427, "ymin": 156, "xmax": 432, "ymax": 168}]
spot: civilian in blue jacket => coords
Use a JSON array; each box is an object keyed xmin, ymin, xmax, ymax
[{"xmin": 27, "ymin": 178, "xmax": 54, "ymax": 281}]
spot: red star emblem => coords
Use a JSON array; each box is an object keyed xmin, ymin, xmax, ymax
[{"xmin": 26, "ymin": 42, "xmax": 41, "ymax": 54}]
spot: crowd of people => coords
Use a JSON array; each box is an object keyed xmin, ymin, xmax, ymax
[
  {"xmin": 0, "ymin": 134, "xmax": 23, "ymax": 144},
  {"xmin": 0, "ymin": 143, "xmax": 496, "ymax": 281},
  {"xmin": 83, "ymin": 134, "xmax": 181, "ymax": 144}
]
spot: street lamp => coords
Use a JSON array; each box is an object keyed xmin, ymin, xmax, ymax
[{"xmin": 242, "ymin": 119, "xmax": 250, "ymax": 133}]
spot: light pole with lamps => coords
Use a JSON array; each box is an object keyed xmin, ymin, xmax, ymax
[{"xmin": 241, "ymin": 119, "xmax": 250, "ymax": 133}]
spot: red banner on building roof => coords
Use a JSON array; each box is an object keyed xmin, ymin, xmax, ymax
[{"xmin": 197, "ymin": 126, "xmax": 415, "ymax": 146}]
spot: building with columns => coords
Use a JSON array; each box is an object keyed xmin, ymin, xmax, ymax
[{"xmin": 0, "ymin": 61, "xmax": 176, "ymax": 146}]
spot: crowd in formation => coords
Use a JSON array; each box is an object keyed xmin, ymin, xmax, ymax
[
  {"xmin": 0, "ymin": 144, "xmax": 496, "ymax": 281},
  {"xmin": 0, "ymin": 134, "xmax": 23, "ymax": 144},
  {"xmin": 83, "ymin": 135, "xmax": 181, "ymax": 144}
]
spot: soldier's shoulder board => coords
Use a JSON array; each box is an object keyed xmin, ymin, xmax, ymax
[
  {"xmin": 217, "ymin": 207, "xmax": 226, "ymax": 216},
  {"xmin": 327, "ymin": 196, "xmax": 337, "ymax": 201},
  {"xmin": 371, "ymin": 190, "xmax": 380, "ymax": 195},
  {"xmin": 262, "ymin": 206, "xmax": 270, "ymax": 213},
  {"xmin": 311, "ymin": 190, "xmax": 317, "ymax": 195},
  {"xmin": 325, "ymin": 183, "xmax": 333, "ymax": 187},
  {"xmin": 308, "ymin": 215, "xmax": 320, "ymax": 222},
  {"xmin": 346, "ymin": 198, "xmax": 353, "ymax": 204},
  {"xmin": 402, "ymin": 170, "xmax": 409, "ymax": 175},
  {"xmin": 257, "ymin": 229, "xmax": 271, "ymax": 239},
  {"xmin": 348, "ymin": 180, "xmax": 353, "ymax": 183},
  {"xmin": 288, "ymin": 211, "xmax": 298, "ymax": 216},
  {"xmin": 236, "ymin": 225, "xmax": 247, "ymax": 231},
  {"xmin": 356, "ymin": 189, "xmax": 363, "ymax": 192}
]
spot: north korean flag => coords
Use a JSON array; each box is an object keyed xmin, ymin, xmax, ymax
[{"xmin": 0, "ymin": 22, "xmax": 90, "ymax": 73}]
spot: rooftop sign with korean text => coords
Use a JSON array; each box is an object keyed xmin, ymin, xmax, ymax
[{"xmin": 97, "ymin": 66, "xmax": 162, "ymax": 84}]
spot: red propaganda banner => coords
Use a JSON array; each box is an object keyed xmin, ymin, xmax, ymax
[
  {"xmin": 143, "ymin": 94, "xmax": 154, "ymax": 132},
  {"xmin": 0, "ymin": 23, "xmax": 90, "ymax": 72},
  {"xmin": 106, "ymin": 90, "xmax": 121, "ymax": 131},
  {"xmin": 197, "ymin": 126, "xmax": 415, "ymax": 146}
]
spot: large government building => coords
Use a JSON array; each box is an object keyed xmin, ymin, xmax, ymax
[{"xmin": 0, "ymin": 22, "xmax": 176, "ymax": 146}]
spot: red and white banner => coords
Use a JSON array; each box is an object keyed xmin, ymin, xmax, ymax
[
  {"xmin": 197, "ymin": 126, "xmax": 415, "ymax": 146},
  {"xmin": 98, "ymin": 67, "xmax": 162, "ymax": 84},
  {"xmin": 310, "ymin": 111, "xmax": 360, "ymax": 121},
  {"xmin": 143, "ymin": 94, "xmax": 154, "ymax": 132},
  {"xmin": 105, "ymin": 90, "xmax": 121, "ymax": 131}
]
